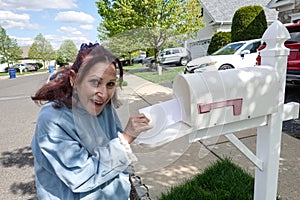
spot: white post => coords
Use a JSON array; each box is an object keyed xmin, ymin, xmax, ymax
[
  {"xmin": 157, "ymin": 64, "xmax": 162, "ymax": 75},
  {"xmin": 254, "ymin": 21, "xmax": 290, "ymax": 200}
]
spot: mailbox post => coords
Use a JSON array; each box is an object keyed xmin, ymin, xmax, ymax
[
  {"xmin": 136, "ymin": 21, "xmax": 299, "ymax": 200},
  {"xmin": 254, "ymin": 21, "xmax": 290, "ymax": 200}
]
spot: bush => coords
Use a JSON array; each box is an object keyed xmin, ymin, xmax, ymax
[
  {"xmin": 36, "ymin": 62, "xmax": 43, "ymax": 69},
  {"xmin": 207, "ymin": 31, "xmax": 231, "ymax": 55},
  {"xmin": 231, "ymin": 5, "xmax": 267, "ymax": 42}
]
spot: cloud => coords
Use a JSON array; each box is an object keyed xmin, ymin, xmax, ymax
[
  {"xmin": 0, "ymin": 11, "xmax": 39, "ymax": 29},
  {"xmin": 11, "ymin": 36, "xmax": 34, "ymax": 46},
  {"xmin": 0, "ymin": 0, "xmax": 77, "ymax": 11},
  {"xmin": 44, "ymin": 34, "xmax": 90, "ymax": 49},
  {"xmin": 55, "ymin": 11, "xmax": 95, "ymax": 24},
  {"xmin": 80, "ymin": 24, "xmax": 94, "ymax": 30},
  {"xmin": 58, "ymin": 26, "xmax": 83, "ymax": 35}
]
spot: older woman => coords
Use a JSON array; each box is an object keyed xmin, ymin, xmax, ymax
[{"xmin": 31, "ymin": 43, "xmax": 152, "ymax": 199}]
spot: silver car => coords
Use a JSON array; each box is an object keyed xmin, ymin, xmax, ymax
[{"xmin": 159, "ymin": 47, "xmax": 191, "ymax": 66}]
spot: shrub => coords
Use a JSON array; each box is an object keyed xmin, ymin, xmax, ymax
[
  {"xmin": 231, "ymin": 5, "xmax": 267, "ymax": 42},
  {"xmin": 207, "ymin": 31, "xmax": 231, "ymax": 55},
  {"xmin": 36, "ymin": 62, "xmax": 43, "ymax": 69}
]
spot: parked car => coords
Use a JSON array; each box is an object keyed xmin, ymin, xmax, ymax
[
  {"xmin": 133, "ymin": 55, "xmax": 146, "ymax": 64},
  {"xmin": 10, "ymin": 63, "xmax": 38, "ymax": 72},
  {"xmin": 142, "ymin": 56, "xmax": 155, "ymax": 67},
  {"xmin": 0, "ymin": 64, "xmax": 8, "ymax": 73},
  {"xmin": 11, "ymin": 64, "xmax": 29, "ymax": 72},
  {"xmin": 184, "ymin": 39, "xmax": 262, "ymax": 73},
  {"xmin": 26, "ymin": 63, "xmax": 39, "ymax": 71},
  {"xmin": 256, "ymin": 22, "xmax": 300, "ymax": 84},
  {"xmin": 159, "ymin": 47, "xmax": 191, "ymax": 66}
]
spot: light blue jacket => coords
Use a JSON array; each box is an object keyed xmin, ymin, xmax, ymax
[{"xmin": 31, "ymin": 102, "xmax": 131, "ymax": 199}]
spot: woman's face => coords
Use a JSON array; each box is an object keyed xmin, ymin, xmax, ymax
[{"xmin": 76, "ymin": 62, "xmax": 117, "ymax": 116}]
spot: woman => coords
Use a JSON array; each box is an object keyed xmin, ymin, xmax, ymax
[{"xmin": 31, "ymin": 43, "xmax": 152, "ymax": 199}]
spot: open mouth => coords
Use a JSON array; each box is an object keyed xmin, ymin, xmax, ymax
[{"xmin": 93, "ymin": 99, "xmax": 104, "ymax": 106}]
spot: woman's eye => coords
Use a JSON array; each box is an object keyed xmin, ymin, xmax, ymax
[
  {"xmin": 89, "ymin": 79, "xmax": 99, "ymax": 87},
  {"xmin": 107, "ymin": 82, "xmax": 116, "ymax": 88}
]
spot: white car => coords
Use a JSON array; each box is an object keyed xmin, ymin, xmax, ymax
[
  {"xmin": 184, "ymin": 39, "xmax": 262, "ymax": 73},
  {"xmin": 159, "ymin": 47, "xmax": 191, "ymax": 66}
]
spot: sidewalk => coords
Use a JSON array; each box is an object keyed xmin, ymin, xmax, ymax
[{"xmin": 118, "ymin": 73, "xmax": 300, "ymax": 200}]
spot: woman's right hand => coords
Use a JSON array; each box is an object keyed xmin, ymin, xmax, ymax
[{"xmin": 123, "ymin": 114, "xmax": 153, "ymax": 144}]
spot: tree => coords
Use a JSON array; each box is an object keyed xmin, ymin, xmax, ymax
[
  {"xmin": 101, "ymin": 28, "xmax": 146, "ymax": 65},
  {"xmin": 0, "ymin": 26, "xmax": 22, "ymax": 67},
  {"xmin": 231, "ymin": 5, "xmax": 267, "ymax": 42},
  {"xmin": 56, "ymin": 40, "xmax": 78, "ymax": 66},
  {"xmin": 28, "ymin": 33, "xmax": 56, "ymax": 68},
  {"xmin": 97, "ymin": 0, "xmax": 204, "ymax": 66}
]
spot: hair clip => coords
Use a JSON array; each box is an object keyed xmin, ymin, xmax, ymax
[{"xmin": 79, "ymin": 42, "xmax": 100, "ymax": 52}]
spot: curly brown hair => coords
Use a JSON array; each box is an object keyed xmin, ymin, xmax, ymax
[{"xmin": 31, "ymin": 43, "xmax": 123, "ymax": 109}]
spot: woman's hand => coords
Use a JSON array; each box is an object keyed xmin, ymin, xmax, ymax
[{"xmin": 123, "ymin": 114, "xmax": 153, "ymax": 144}]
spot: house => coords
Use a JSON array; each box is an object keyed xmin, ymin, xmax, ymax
[
  {"xmin": 0, "ymin": 46, "xmax": 33, "ymax": 72},
  {"xmin": 0, "ymin": 46, "xmax": 55, "ymax": 72},
  {"xmin": 20, "ymin": 46, "xmax": 30, "ymax": 59},
  {"xmin": 19, "ymin": 46, "xmax": 56, "ymax": 68},
  {"xmin": 267, "ymin": 0, "xmax": 300, "ymax": 23},
  {"xmin": 186, "ymin": 0, "xmax": 278, "ymax": 59}
]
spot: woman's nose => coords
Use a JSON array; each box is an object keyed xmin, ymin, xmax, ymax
[{"xmin": 95, "ymin": 85, "xmax": 107, "ymax": 98}]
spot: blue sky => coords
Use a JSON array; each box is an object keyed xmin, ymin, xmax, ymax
[{"xmin": 0, "ymin": 0, "xmax": 100, "ymax": 49}]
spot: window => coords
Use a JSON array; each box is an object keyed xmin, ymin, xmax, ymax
[
  {"xmin": 287, "ymin": 26, "xmax": 300, "ymax": 43},
  {"xmin": 244, "ymin": 41, "xmax": 261, "ymax": 53},
  {"xmin": 165, "ymin": 50, "xmax": 172, "ymax": 55},
  {"xmin": 173, "ymin": 49, "xmax": 180, "ymax": 54}
]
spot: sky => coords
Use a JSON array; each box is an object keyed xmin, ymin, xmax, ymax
[{"xmin": 0, "ymin": 0, "xmax": 100, "ymax": 50}]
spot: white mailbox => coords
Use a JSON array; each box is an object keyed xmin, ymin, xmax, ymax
[
  {"xmin": 135, "ymin": 21, "xmax": 299, "ymax": 200},
  {"xmin": 173, "ymin": 66, "xmax": 279, "ymax": 130}
]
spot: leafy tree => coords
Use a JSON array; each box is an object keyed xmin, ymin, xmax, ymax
[
  {"xmin": 0, "ymin": 26, "xmax": 22, "ymax": 67},
  {"xmin": 102, "ymin": 28, "xmax": 146, "ymax": 65},
  {"xmin": 231, "ymin": 5, "xmax": 267, "ymax": 42},
  {"xmin": 28, "ymin": 33, "xmax": 56, "ymax": 68},
  {"xmin": 97, "ymin": 0, "xmax": 204, "ymax": 66},
  {"xmin": 56, "ymin": 40, "xmax": 78, "ymax": 66}
]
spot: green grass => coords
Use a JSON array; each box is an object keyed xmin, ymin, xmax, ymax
[
  {"xmin": 0, "ymin": 71, "xmax": 34, "ymax": 76},
  {"xmin": 123, "ymin": 63, "xmax": 143, "ymax": 71},
  {"xmin": 0, "ymin": 68, "xmax": 49, "ymax": 77},
  {"xmin": 131, "ymin": 66, "xmax": 184, "ymax": 83},
  {"xmin": 293, "ymin": 134, "xmax": 300, "ymax": 139},
  {"xmin": 159, "ymin": 158, "xmax": 281, "ymax": 200}
]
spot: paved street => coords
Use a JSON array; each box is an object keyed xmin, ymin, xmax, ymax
[{"xmin": 0, "ymin": 73, "xmax": 48, "ymax": 199}]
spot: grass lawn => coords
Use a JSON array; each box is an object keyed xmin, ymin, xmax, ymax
[
  {"xmin": 159, "ymin": 158, "xmax": 254, "ymax": 200},
  {"xmin": 123, "ymin": 63, "xmax": 144, "ymax": 71},
  {"xmin": 159, "ymin": 158, "xmax": 281, "ymax": 200},
  {"xmin": 126, "ymin": 64, "xmax": 185, "ymax": 84},
  {"xmin": 0, "ymin": 68, "xmax": 49, "ymax": 77}
]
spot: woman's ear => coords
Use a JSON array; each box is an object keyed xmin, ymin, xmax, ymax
[{"xmin": 69, "ymin": 69, "xmax": 76, "ymax": 87}]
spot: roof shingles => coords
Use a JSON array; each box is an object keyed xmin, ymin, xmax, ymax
[{"xmin": 202, "ymin": 0, "xmax": 277, "ymax": 23}]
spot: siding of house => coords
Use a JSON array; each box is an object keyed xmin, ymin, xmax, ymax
[
  {"xmin": 277, "ymin": 1, "xmax": 300, "ymax": 23},
  {"xmin": 187, "ymin": 10, "xmax": 215, "ymax": 58}
]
